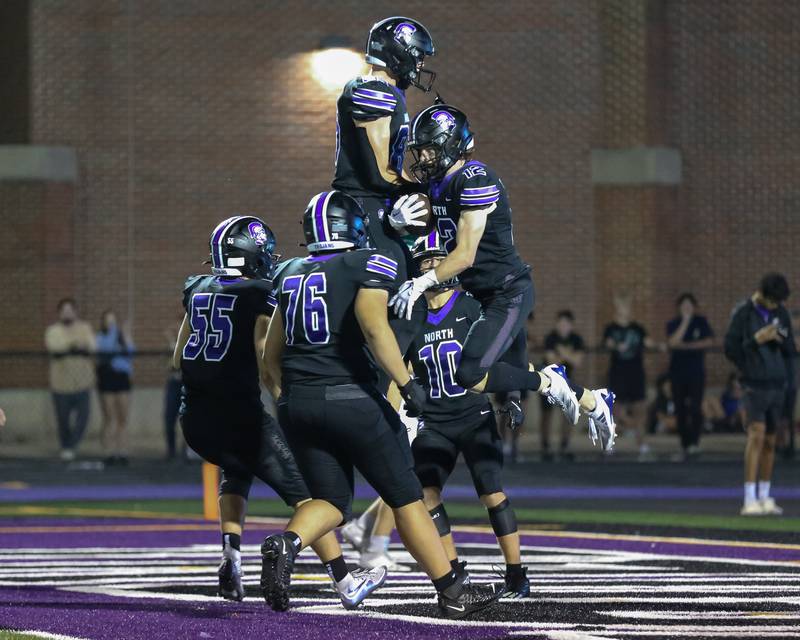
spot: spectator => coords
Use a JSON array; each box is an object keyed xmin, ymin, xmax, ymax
[
  {"xmin": 541, "ymin": 310, "xmax": 585, "ymax": 461},
  {"xmin": 724, "ymin": 272, "xmax": 795, "ymax": 516},
  {"xmin": 164, "ymin": 313, "xmax": 185, "ymax": 461},
  {"xmin": 497, "ymin": 313, "xmax": 535, "ymax": 463},
  {"xmin": 96, "ymin": 309, "xmax": 134, "ymax": 466},
  {"xmin": 647, "ymin": 374, "xmax": 677, "ymax": 435},
  {"xmin": 0, "ymin": 407, "xmax": 6, "ymax": 428},
  {"xmin": 666, "ymin": 293, "xmax": 714, "ymax": 459},
  {"xmin": 702, "ymin": 373, "xmax": 744, "ymax": 433},
  {"xmin": 45, "ymin": 298, "xmax": 95, "ymax": 461},
  {"xmin": 603, "ymin": 293, "xmax": 659, "ymax": 461}
]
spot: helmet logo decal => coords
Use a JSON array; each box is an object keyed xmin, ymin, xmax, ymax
[
  {"xmin": 431, "ymin": 110, "xmax": 456, "ymax": 132},
  {"xmin": 248, "ymin": 221, "xmax": 268, "ymax": 246},
  {"xmin": 394, "ymin": 22, "xmax": 417, "ymax": 45}
]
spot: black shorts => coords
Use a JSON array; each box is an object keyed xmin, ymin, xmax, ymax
[
  {"xmin": 96, "ymin": 366, "xmax": 132, "ymax": 393},
  {"xmin": 180, "ymin": 396, "xmax": 309, "ymax": 506},
  {"xmin": 609, "ymin": 365, "xmax": 646, "ymax": 403},
  {"xmin": 279, "ymin": 383, "xmax": 423, "ymax": 520},
  {"xmin": 742, "ymin": 386, "xmax": 786, "ymax": 434},
  {"xmin": 412, "ymin": 410, "xmax": 504, "ymax": 497}
]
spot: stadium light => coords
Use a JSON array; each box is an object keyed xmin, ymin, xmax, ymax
[{"xmin": 310, "ymin": 36, "xmax": 367, "ymax": 91}]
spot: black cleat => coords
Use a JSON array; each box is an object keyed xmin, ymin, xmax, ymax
[
  {"xmin": 260, "ymin": 534, "xmax": 296, "ymax": 611},
  {"xmin": 438, "ymin": 581, "xmax": 502, "ymax": 619},
  {"xmin": 501, "ymin": 567, "xmax": 530, "ymax": 599},
  {"xmin": 218, "ymin": 555, "xmax": 244, "ymax": 602}
]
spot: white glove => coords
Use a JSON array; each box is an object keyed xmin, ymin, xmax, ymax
[
  {"xmin": 388, "ymin": 194, "xmax": 429, "ymax": 232},
  {"xmin": 389, "ymin": 270, "xmax": 440, "ymax": 320}
]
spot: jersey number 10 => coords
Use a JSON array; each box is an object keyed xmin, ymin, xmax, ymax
[
  {"xmin": 281, "ymin": 273, "xmax": 330, "ymax": 345},
  {"xmin": 418, "ymin": 340, "xmax": 467, "ymax": 399}
]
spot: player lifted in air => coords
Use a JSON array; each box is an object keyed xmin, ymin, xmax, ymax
[
  {"xmin": 259, "ymin": 191, "xmax": 501, "ymax": 618},
  {"xmin": 332, "ymin": 16, "xmax": 436, "ymax": 568},
  {"xmin": 407, "ymin": 231, "xmax": 530, "ymax": 598},
  {"xmin": 391, "ymin": 105, "xmax": 617, "ymax": 447},
  {"xmin": 173, "ymin": 216, "xmax": 385, "ymax": 609}
]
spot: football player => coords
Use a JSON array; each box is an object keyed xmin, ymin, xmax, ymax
[
  {"xmin": 259, "ymin": 191, "xmax": 501, "ymax": 618},
  {"xmin": 391, "ymin": 105, "xmax": 617, "ymax": 449},
  {"xmin": 332, "ymin": 16, "xmax": 437, "ymax": 564},
  {"xmin": 407, "ymin": 232, "xmax": 530, "ymax": 598},
  {"xmin": 173, "ymin": 216, "xmax": 385, "ymax": 609}
]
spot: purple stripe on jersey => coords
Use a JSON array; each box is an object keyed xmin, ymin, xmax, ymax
[
  {"xmin": 366, "ymin": 263, "xmax": 397, "ymax": 279},
  {"xmin": 314, "ymin": 192, "xmax": 329, "ymax": 242},
  {"xmin": 462, "ymin": 185, "xmax": 499, "ymax": 194},
  {"xmin": 353, "ymin": 91, "xmax": 396, "ymax": 104},
  {"xmin": 427, "ymin": 290, "xmax": 460, "ymax": 326},
  {"xmin": 367, "ymin": 259, "xmax": 398, "ymax": 274},
  {"xmin": 426, "ymin": 231, "xmax": 437, "ymax": 249},
  {"xmin": 369, "ymin": 254, "xmax": 398, "ymax": 269},
  {"xmin": 353, "ymin": 87, "xmax": 396, "ymax": 100},
  {"xmin": 352, "ymin": 98, "xmax": 395, "ymax": 112},
  {"xmin": 306, "ymin": 254, "xmax": 337, "ymax": 263},
  {"xmin": 461, "ymin": 195, "xmax": 500, "ymax": 206}
]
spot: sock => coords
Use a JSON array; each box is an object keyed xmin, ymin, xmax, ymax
[
  {"xmin": 506, "ymin": 563, "xmax": 523, "ymax": 579},
  {"xmin": 484, "ymin": 363, "xmax": 543, "ymax": 393},
  {"xmin": 323, "ymin": 554, "xmax": 350, "ymax": 584},
  {"xmin": 758, "ymin": 481, "xmax": 771, "ymax": 500},
  {"xmin": 283, "ymin": 531, "xmax": 302, "ymax": 553},
  {"xmin": 222, "ymin": 533, "xmax": 241, "ymax": 552},
  {"xmin": 450, "ymin": 558, "xmax": 461, "ymax": 571},
  {"xmin": 432, "ymin": 570, "xmax": 458, "ymax": 593},
  {"xmin": 569, "ymin": 382, "xmax": 588, "ymax": 403},
  {"xmin": 367, "ymin": 535, "xmax": 390, "ymax": 555},
  {"xmin": 744, "ymin": 482, "xmax": 757, "ymax": 504}
]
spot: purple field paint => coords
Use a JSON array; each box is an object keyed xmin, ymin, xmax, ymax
[{"xmin": 4, "ymin": 483, "xmax": 800, "ymax": 503}]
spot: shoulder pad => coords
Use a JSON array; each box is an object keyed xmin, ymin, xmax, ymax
[
  {"xmin": 458, "ymin": 161, "xmax": 501, "ymax": 208},
  {"xmin": 183, "ymin": 274, "xmax": 206, "ymax": 295},
  {"xmin": 347, "ymin": 78, "xmax": 398, "ymax": 119}
]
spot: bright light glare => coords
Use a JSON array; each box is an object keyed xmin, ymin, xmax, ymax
[{"xmin": 310, "ymin": 48, "xmax": 368, "ymax": 91}]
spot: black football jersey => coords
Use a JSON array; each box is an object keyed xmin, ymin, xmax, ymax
[
  {"xmin": 428, "ymin": 160, "xmax": 529, "ymax": 297},
  {"xmin": 332, "ymin": 76, "xmax": 409, "ymax": 198},
  {"xmin": 180, "ymin": 276, "xmax": 276, "ymax": 400},
  {"xmin": 274, "ymin": 250, "xmax": 399, "ymax": 387},
  {"xmin": 408, "ymin": 290, "xmax": 491, "ymax": 428}
]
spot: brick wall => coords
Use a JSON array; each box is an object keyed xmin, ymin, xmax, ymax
[{"xmin": 1, "ymin": 0, "xmax": 798, "ymax": 387}]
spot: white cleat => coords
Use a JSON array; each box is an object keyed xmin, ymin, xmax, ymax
[
  {"xmin": 740, "ymin": 500, "xmax": 765, "ymax": 516},
  {"xmin": 759, "ymin": 497, "xmax": 784, "ymax": 516},
  {"xmin": 358, "ymin": 550, "xmax": 412, "ymax": 572},
  {"xmin": 587, "ymin": 388, "xmax": 617, "ymax": 452},
  {"xmin": 541, "ymin": 364, "xmax": 581, "ymax": 425},
  {"xmin": 340, "ymin": 519, "xmax": 366, "ymax": 551},
  {"xmin": 335, "ymin": 566, "xmax": 387, "ymax": 610}
]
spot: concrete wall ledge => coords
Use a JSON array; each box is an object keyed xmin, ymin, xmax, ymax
[
  {"xmin": 0, "ymin": 145, "xmax": 78, "ymax": 182},
  {"xmin": 591, "ymin": 147, "xmax": 682, "ymax": 185}
]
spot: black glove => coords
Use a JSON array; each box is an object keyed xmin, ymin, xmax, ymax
[{"xmin": 399, "ymin": 379, "xmax": 427, "ymax": 418}]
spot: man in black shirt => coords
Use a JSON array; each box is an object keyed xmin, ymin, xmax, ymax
[
  {"xmin": 725, "ymin": 273, "xmax": 796, "ymax": 516},
  {"xmin": 407, "ymin": 232, "xmax": 529, "ymax": 598},
  {"xmin": 174, "ymin": 216, "xmax": 383, "ymax": 608},
  {"xmin": 261, "ymin": 192, "xmax": 500, "ymax": 618},
  {"xmin": 391, "ymin": 104, "xmax": 616, "ymax": 450},
  {"xmin": 666, "ymin": 293, "xmax": 714, "ymax": 459}
]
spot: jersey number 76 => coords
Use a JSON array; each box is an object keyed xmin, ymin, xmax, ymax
[{"xmin": 281, "ymin": 273, "xmax": 330, "ymax": 345}]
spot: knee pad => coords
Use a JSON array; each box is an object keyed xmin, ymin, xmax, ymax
[
  {"xmin": 429, "ymin": 503, "xmax": 452, "ymax": 537},
  {"xmin": 219, "ymin": 471, "xmax": 253, "ymax": 500},
  {"xmin": 487, "ymin": 499, "xmax": 518, "ymax": 538}
]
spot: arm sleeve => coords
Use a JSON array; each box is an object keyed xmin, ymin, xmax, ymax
[
  {"xmin": 349, "ymin": 81, "xmax": 398, "ymax": 121},
  {"xmin": 458, "ymin": 165, "xmax": 501, "ymax": 209},
  {"xmin": 357, "ymin": 252, "xmax": 399, "ymax": 293}
]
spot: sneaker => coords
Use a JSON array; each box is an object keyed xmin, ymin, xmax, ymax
[
  {"xmin": 499, "ymin": 398, "xmax": 524, "ymax": 429},
  {"xmin": 740, "ymin": 500, "xmax": 765, "ymax": 516},
  {"xmin": 760, "ymin": 497, "xmax": 784, "ymax": 516},
  {"xmin": 340, "ymin": 519, "xmax": 366, "ymax": 551},
  {"xmin": 260, "ymin": 534, "xmax": 296, "ymax": 611},
  {"xmin": 336, "ymin": 566, "xmax": 387, "ymax": 610},
  {"xmin": 541, "ymin": 365, "xmax": 581, "ymax": 425},
  {"xmin": 438, "ymin": 581, "xmax": 502, "ymax": 619},
  {"xmin": 587, "ymin": 389, "xmax": 617, "ymax": 452},
  {"xmin": 502, "ymin": 567, "xmax": 530, "ymax": 599},
  {"xmin": 218, "ymin": 554, "xmax": 244, "ymax": 601},
  {"xmin": 358, "ymin": 549, "xmax": 412, "ymax": 572}
]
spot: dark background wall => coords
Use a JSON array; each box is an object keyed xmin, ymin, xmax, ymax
[{"xmin": 1, "ymin": 0, "xmax": 798, "ymax": 386}]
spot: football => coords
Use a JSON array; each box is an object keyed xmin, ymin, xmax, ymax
[{"xmin": 403, "ymin": 192, "xmax": 435, "ymax": 237}]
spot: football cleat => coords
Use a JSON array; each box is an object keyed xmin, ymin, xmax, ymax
[
  {"xmin": 260, "ymin": 534, "xmax": 296, "ymax": 611},
  {"xmin": 587, "ymin": 388, "xmax": 617, "ymax": 452},
  {"xmin": 438, "ymin": 581, "xmax": 502, "ymax": 619},
  {"xmin": 501, "ymin": 567, "xmax": 530, "ymax": 599},
  {"xmin": 541, "ymin": 364, "xmax": 581, "ymax": 425},
  {"xmin": 759, "ymin": 497, "xmax": 784, "ymax": 516},
  {"xmin": 218, "ymin": 554, "xmax": 244, "ymax": 602},
  {"xmin": 740, "ymin": 500, "xmax": 765, "ymax": 516},
  {"xmin": 336, "ymin": 566, "xmax": 387, "ymax": 610},
  {"xmin": 358, "ymin": 549, "xmax": 412, "ymax": 572},
  {"xmin": 340, "ymin": 519, "xmax": 366, "ymax": 551}
]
